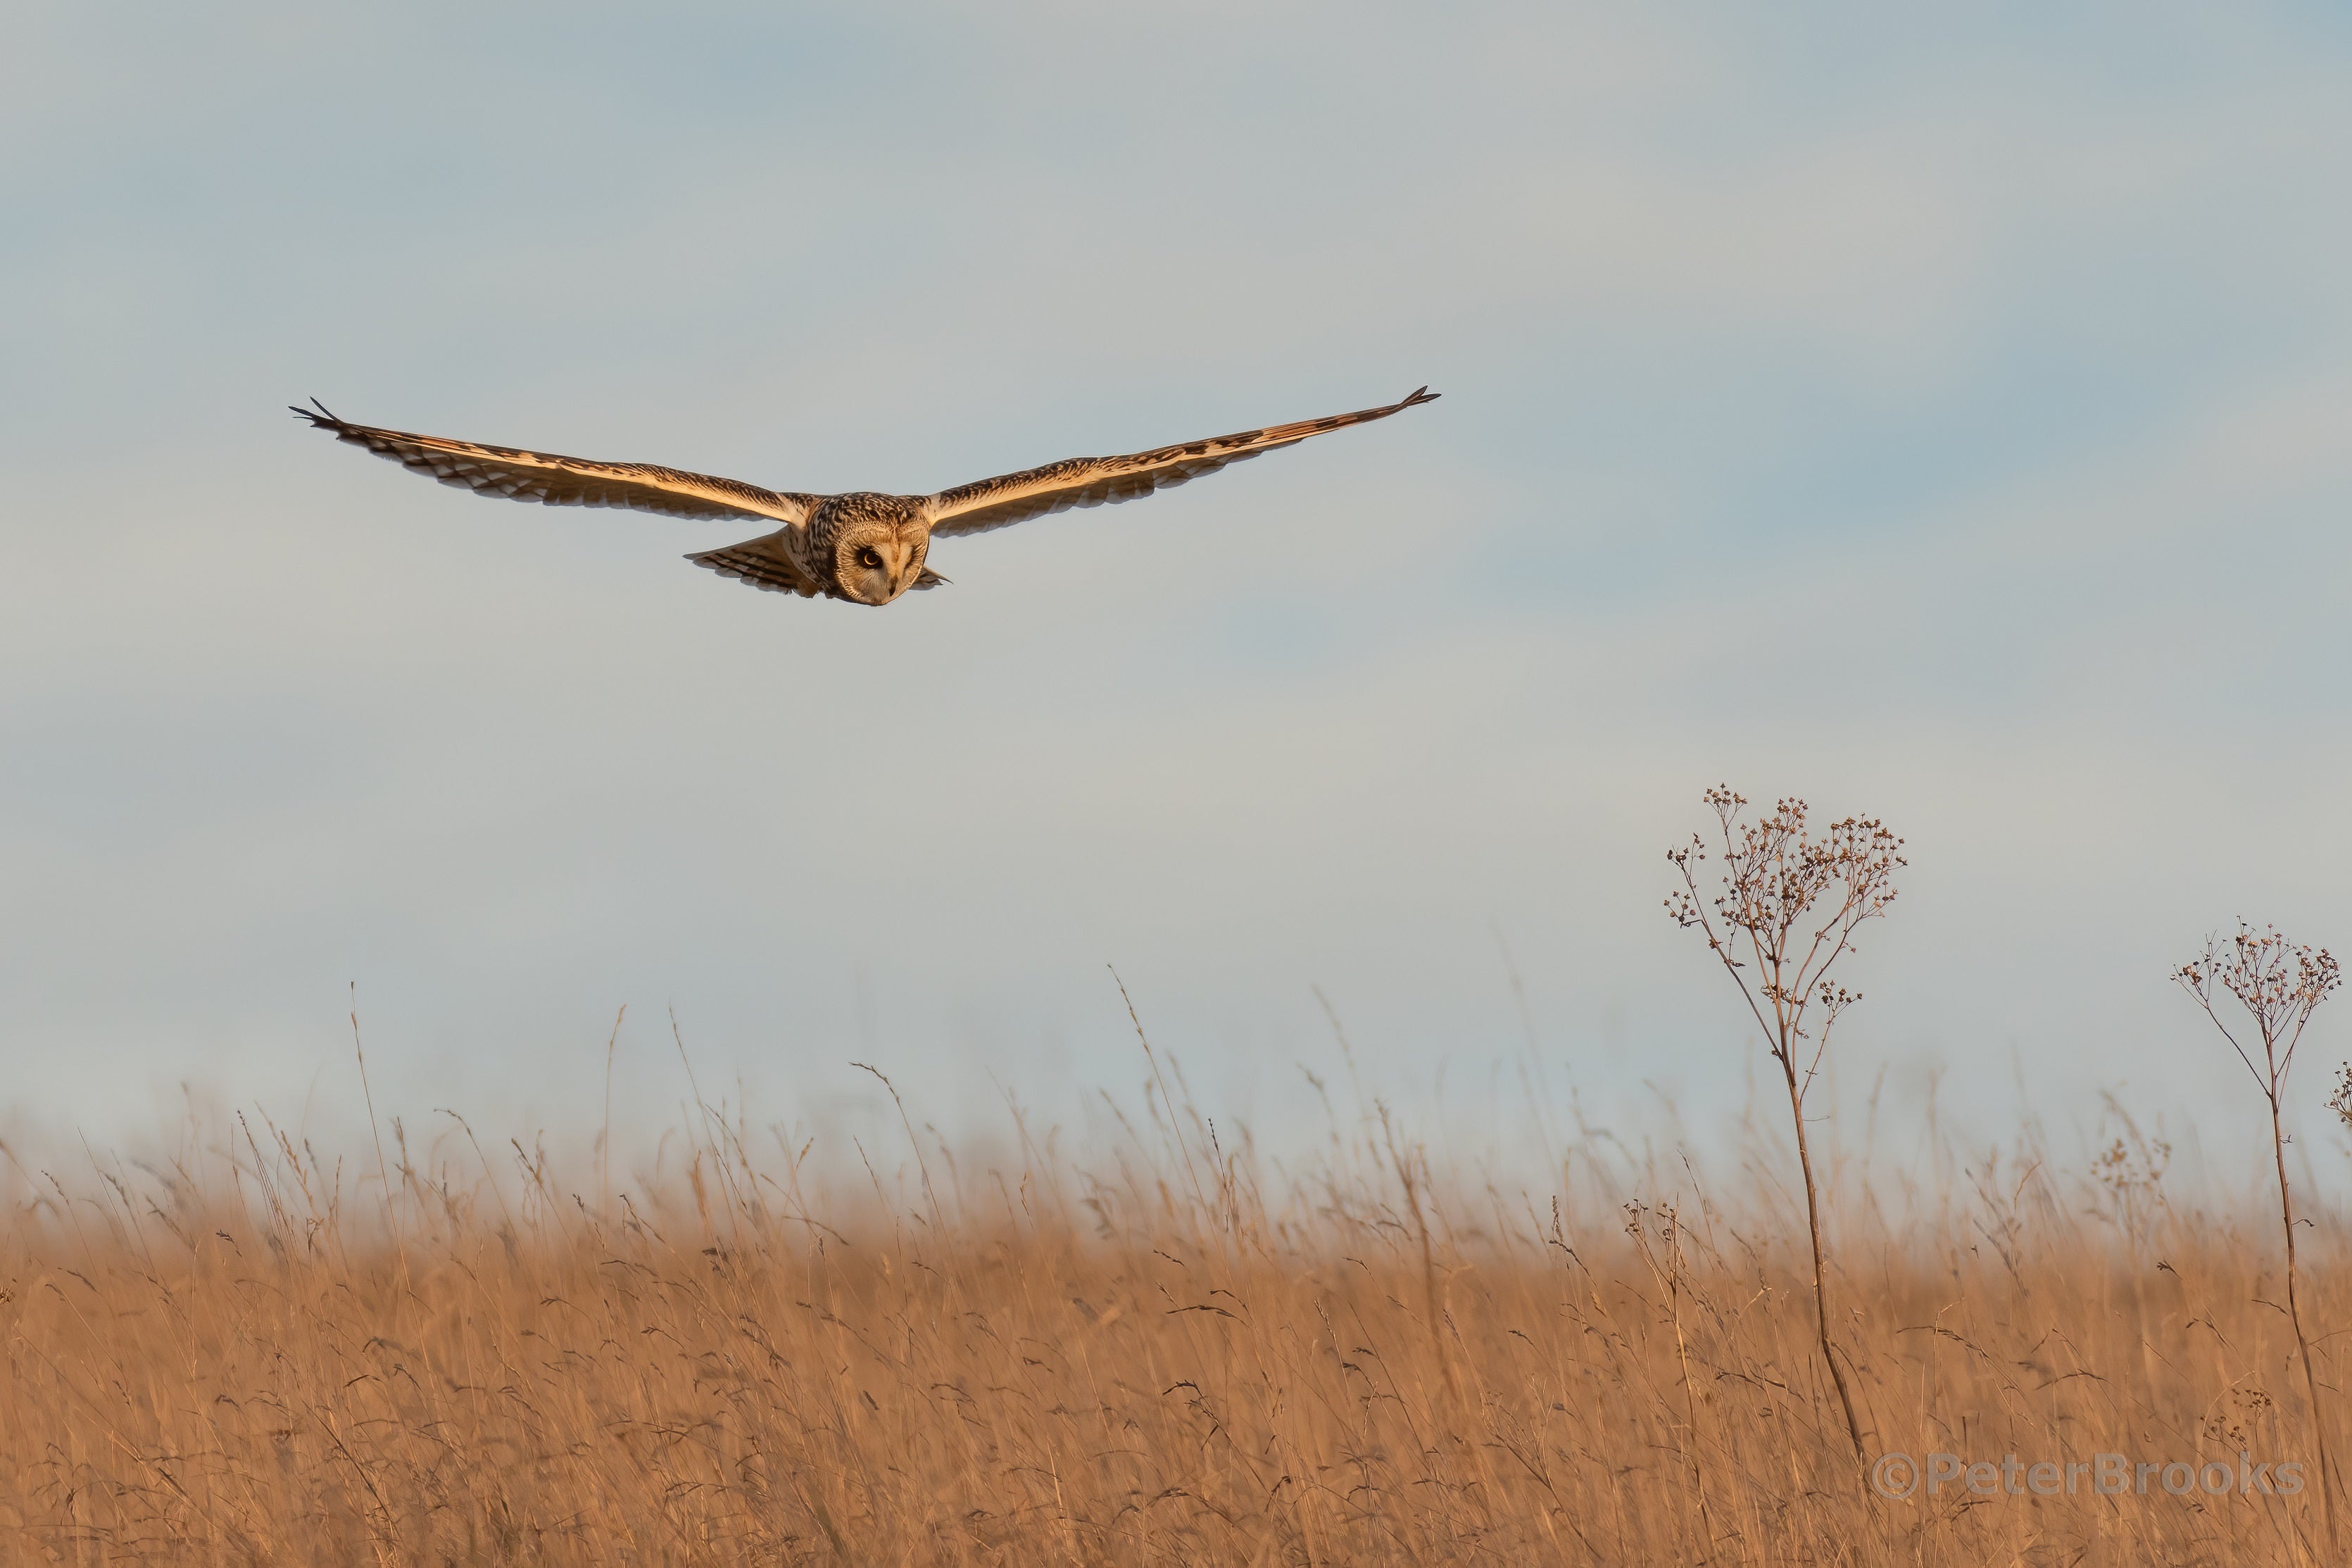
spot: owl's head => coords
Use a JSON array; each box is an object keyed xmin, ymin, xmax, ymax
[{"xmin": 833, "ymin": 520, "xmax": 932, "ymax": 606}]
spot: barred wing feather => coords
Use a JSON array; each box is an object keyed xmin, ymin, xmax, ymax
[
  {"xmin": 922, "ymin": 387, "xmax": 1438, "ymax": 538},
  {"xmin": 685, "ymin": 532, "xmax": 822, "ymax": 598}
]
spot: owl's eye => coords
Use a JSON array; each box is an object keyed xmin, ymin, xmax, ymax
[{"xmin": 857, "ymin": 548, "xmax": 883, "ymax": 569}]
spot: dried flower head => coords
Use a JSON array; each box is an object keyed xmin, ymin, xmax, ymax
[
  {"xmin": 2175, "ymin": 923, "xmax": 2340, "ymax": 1096},
  {"xmin": 1665, "ymin": 786, "xmax": 1905, "ymax": 1070},
  {"xmin": 2329, "ymin": 1063, "xmax": 2352, "ymax": 1136}
]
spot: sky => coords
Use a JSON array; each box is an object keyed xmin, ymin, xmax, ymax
[{"xmin": 3, "ymin": 3, "xmax": 2351, "ymax": 1194}]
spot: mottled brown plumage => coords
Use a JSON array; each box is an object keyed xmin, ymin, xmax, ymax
[{"xmin": 291, "ymin": 388, "xmax": 1438, "ymax": 607}]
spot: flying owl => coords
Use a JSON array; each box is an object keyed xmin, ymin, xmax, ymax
[{"xmin": 292, "ymin": 387, "xmax": 1440, "ymax": 607}]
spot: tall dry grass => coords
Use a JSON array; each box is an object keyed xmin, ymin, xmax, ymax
[{"xmin": 0, "ymin": 1069, "xmax": 2344, "ymax": 1566}]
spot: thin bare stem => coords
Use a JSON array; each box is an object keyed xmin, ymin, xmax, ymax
[{"xmin": 600, "ymin": 1004, "xmax": 626, "ymax": 1224}]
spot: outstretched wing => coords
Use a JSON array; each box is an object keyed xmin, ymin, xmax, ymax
[
  {"xmin": 292, "ymin": 401, "xmax": 818, "ymax": 526},
  {"xmin": 685, "ymin": 531, "xmax": 824, "ymax": 598},
  {"xmin": 922, "ymin": 386, "xmax": 1439, "ymax": 538}
]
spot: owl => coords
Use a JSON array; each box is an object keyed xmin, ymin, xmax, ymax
[{"xmin": 293, "ymin": 387, "xmax": 1438, "ymax": 607}]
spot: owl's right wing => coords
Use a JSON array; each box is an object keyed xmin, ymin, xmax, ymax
[
  {"xmin": 292, "ymin": 401, "xmax": 819, "ymax": 526},
  {"xmin": 921, "ymin": 386, "xmax": 1439, "ymax": 538}
]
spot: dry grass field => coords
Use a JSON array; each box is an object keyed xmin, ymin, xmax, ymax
[{"xmin": 1, "ymin": 1076, "xmax": 2344, "ymax": 1566}]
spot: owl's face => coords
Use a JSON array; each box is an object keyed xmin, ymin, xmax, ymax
[{"xmin": 833, "ymin": 523, "xmax": 930, "ymax": 605}]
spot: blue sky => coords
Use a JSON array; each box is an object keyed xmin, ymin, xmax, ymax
[{"xmin": 4, "ymin": 4, "xmax": 2350, "ymax": 1187}]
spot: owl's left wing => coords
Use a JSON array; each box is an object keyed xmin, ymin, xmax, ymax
[{"xmin": 921, "ymin": 386, "xmax": 1438, "ymax": 538}]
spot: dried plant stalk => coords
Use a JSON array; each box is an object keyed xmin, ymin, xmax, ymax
[
  {"xmin": 1667, "ymin": 785, "xmax": 1902, "ymax": 1460},
  {"xmin": 2178, "ymin": 923, "xmax": 2343, "ymax": 1548}
]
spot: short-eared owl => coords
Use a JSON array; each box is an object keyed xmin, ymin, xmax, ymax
[{"xmin": 292, "ymin": 388, "xmax": 1438, "ymax": 607}]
